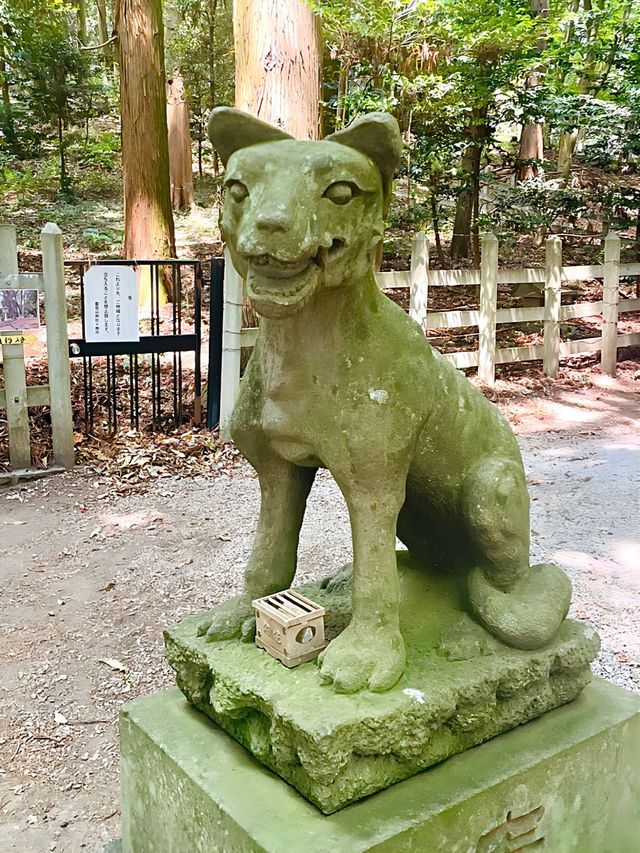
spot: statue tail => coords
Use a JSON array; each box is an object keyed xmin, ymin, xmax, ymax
[{"xmin": 468, "ymin": 563, "xmax": 572, "ymax": 650}]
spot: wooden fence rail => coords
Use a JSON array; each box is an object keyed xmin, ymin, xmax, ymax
[
  {"xmin": 0, "ymin": 223, "xmax": 74, "ymax": 475},
  {"xmin": 219, "ymin": 232, "xmax": 640, "ymax": 438}
]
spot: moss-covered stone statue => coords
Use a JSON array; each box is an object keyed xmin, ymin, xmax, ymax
[{"xmin": 198, "ymin": 106, "xmax": 572, "ymax": 695}]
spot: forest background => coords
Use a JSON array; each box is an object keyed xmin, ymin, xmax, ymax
[{"xmin": 0, "ymin": 0, "xmax": 639, "ymax": 275}]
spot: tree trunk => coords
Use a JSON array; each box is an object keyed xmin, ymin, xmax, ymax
[
  {"xmin": 336, "ymin": 61, "xmax": 348, "ymax": 128},
  {"xmin": 57, "ymin": 116, "xmax": 68, "ymax": 191},
  {"xmin": 208, "ymin": 0, "xmax": 217, "ymax": 109},
  {"xmin": 116, "ymin": 0, "xmax": 175, "ymax": 306},
  {"xmin": 451, "ymin": 112, "xmax": 486, "ymax": 260},
  {"xmin": 430, "ymin": 193, "xmax": 444, "ymax": 266},
  {"xmin": 518, "ymin": 121, "xmax": 544, "ymax": 180},
  {"xmin": 0, "ymin": 53, "xmax": 9, "ymax": 104},
  {"xmin": 233, "ymin": 0, "xmax": 322, "ymax": 140},
  {"xmin": 167, "ymin": 74, "xmax": 195, "ymax": 210},
  {"xmin": 77, "ymin": 0, "xmax": 87, "ymax": 45},
  {"xmin": 232, "ymin": 0, "xmax": 322, "ymax": 327},
  {"xmin": 95, "ymin": 0, "xmax": 114, "ymax": 68},
  {"xmin": 518, "ymin": 1, "xmax": 548, "ymax": 180},
  {"xmin": 557, "ymin": 128, "xmax": 579, "ymax": 179}
]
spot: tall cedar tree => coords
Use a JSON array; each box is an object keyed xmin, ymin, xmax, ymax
[
  {"xmin": 232, "ymin": 0, "xmax": 322, "ymax": 327},
  {"xmin": 233, "ymin": 0, "xmax": 322, "ymax": 139},
  {"xmin": 167, "ymin": 74, "xmax": 195, "ymax": 210},
  {"xmin": 116, "ymin": 0, "xmax": 175, "ymax": 302}
]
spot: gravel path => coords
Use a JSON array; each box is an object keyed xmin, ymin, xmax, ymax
[{"xmin": 0, "ymin": 387, "xmax": 637, "ymax": 852}]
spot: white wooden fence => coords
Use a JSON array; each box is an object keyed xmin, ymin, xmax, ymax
[
  {"xmin": 219, "ymin": 234, "xmax": 640, "ymax": 438},
  {"xmin": 0, "ymin": 223, "xmax": 74, "ymax": 475}
]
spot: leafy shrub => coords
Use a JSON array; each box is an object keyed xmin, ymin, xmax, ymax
[
  {"xmin": 477, "ymin": 178, "xmax": 590, "ymax": 238},
  {"xmin": 77, "ymin": 132, "xmax": 121, "ymax": 171}
]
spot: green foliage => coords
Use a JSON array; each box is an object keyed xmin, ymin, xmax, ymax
[
  {"xmin": 80, "ymin": 226, "xmax": 123, "ymax": 250},
  {"xmin": 312, "ymin": 0, "xmax": 640, "ymax": 250},
  {"xmin": 76, "ymin": 130, "xmax": 120, "ymax": 171},
  {"xmin": 0, "ymin": 0, "xmax": 114, "ymax": 191},
  {"xmin": 477, "ymin": 177, "xmax": 590, "ymax": 239}
]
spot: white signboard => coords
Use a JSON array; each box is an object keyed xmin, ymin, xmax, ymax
[{"xmin": 84, "ymin": 266, "xmax": 139, "ymax": 343}]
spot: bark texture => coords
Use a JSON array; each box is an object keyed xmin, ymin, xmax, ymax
[
  {"xmin": 95, "ymin": 0, "xmax": 114, "ymax": 68},
  {"xmin": 167, "ymin": 74, "xmax": 195, "ymax": 210},
  {"xmin": 451, "ymin": 110, "xmax": 487, "ymax": 260},
  {"xmin": 518, "ymin": 1, "xmax": 548, "ymax": 181},
  {"xmin": 518, "ymin": 121, "xmax": 544, "ymax": 181},
  {"xmin": 116, "ymin": 0, "xmax": 175, "ymax": 266},
  {"xmin": 233, "ymin": 0, "xmax": 322, "ymax": 140}
]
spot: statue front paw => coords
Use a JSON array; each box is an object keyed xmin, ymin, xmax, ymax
[
  {"xmin": 197, "ymin": 595, "xmax": 256, "ymax": 643},
  {"xmin": 317, "ymin": 622, "xmax": 406, "ymax": 693}
]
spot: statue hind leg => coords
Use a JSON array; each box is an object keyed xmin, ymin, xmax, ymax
[{"xmin": 460, "ymin": 457, "xmax": 571, "ymax": 650}]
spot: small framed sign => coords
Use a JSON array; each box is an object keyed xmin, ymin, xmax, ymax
[
  {"xmin": 84, "ymin": 266, "xmax": 139, "ymax": 343},
  {"xmin": 0, "ymin": 288, "xmax": 40, "ymax": 332}
]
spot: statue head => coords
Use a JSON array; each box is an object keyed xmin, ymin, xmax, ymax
[{"xmin": 208, "ymin": 107, "xmax": 402, "ymax": 318}]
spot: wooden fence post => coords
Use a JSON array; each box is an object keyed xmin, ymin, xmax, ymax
[
  {"xmin": 601, "ymin": 233, "xmax": 620, "ymax": 376},
  {"xmin": 41, "ymin": 223, "xmax": 74, "ymax": 468},
  {"xmin": 219, "ymin": 247, "xmax": 243, "ymax": 441},
  {"xmin": 0, "ymin": 223, "xmax": 31, "ymax": 469},
  {"xmin": 543, "ymin": 236, "xmax": 562, "ymax": 378},
  {"xmin": 478, "ymin": 233, "xmax": 498, "ymax": 386},
  {"xmin": 409, "ymin": 232, "xmax": 429, "ymax": 330}
]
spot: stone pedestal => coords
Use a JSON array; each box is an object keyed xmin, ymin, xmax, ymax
[
  {"xmin": 164, "ymin": 555, "xmax": 600, "ymax": 812},
  {"xmin": 119, "ymin": 679, "xmax": 639, "ymax": 853}
]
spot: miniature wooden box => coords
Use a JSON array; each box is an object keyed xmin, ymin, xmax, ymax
[{"xmin": 252, "ymin": 590, "xmax": 327, "ymax": 667}]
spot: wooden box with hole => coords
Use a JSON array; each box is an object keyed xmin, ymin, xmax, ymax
[{"xmin": 252, "ymin": 590, "xmax": 327, "ymax": 667}]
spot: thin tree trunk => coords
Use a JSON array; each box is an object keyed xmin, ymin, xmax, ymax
[
  {"xmin": 116, "ymin": 0, "xmax": 175, "ymax": 306},
  {"xmin": 557, "ymin": 128, "xmax": 579, "ymax": 179},
  {"xmin": 518, "ymin": 0, "xmax": 548, "ymax": 180},
  {"xmin": 472, "ymin": 169, "xmax": 480, "ymax": 267},
  {"xmin": 76, "ymin": 0, "xmax": 87, "ymax": 45},
  {"xmin": 519, "ymin": 121, "xmax": 544, "ymax": 180},
  {"xmin": 451, "ymin": 107, "xmax": 487, "ymax": 260},
  {"xmin": 167, "ymin": 74, "xmax": 195, "ymax": 210},
  {"xmin": 208, "ymin": 0, "xmax": 217, "ymax": 110},
  {"xmin": 0, "ymin": 39, "xmax": 15, "ymax": 148},
  {"xmin": 430, "ymin": 193, "xmax": 444, "ymax": 266},
  {"xmin": 57, "ymin": 116, "xmax": 67, "ymax": 191},
  {"xmin": 451, "ymin": 139, "xmax": 482, "ymax": 259},
  {"xmin": 336, "ymin": 61, "xmax": 348, "ymax": 127},
  {"xmin": 0, "ymin": 54, "xmax": 9, "ymax": 104},
  {"xmin": 95, "ymin": 0, "xmax": 114, "ymax": 68},
  {"xmin": 233, "ymin": 0, "xmax": 322, "ymax": 139}
]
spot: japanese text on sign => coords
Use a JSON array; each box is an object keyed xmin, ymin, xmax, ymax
[{"xmin": 83, "ymin": 266, "xmax": 139, "ymax": 343}]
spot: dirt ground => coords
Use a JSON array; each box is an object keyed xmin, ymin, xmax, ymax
[{"xmin": 0, "ymin": 361, "xmax": 638, "ymax": 853}]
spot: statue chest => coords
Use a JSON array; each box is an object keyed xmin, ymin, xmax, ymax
[{"xmin": 258, "ymin": 395, "xmax": 323, "ymax": 466}]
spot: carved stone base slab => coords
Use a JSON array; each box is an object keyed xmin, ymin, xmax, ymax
[
  {"xmin": 164, "ymin": 553, "xmax": 601, "ymax": 814},
  {"xmin": 119, "ymin": 681, "xmax": 640, "ymax": 852}
]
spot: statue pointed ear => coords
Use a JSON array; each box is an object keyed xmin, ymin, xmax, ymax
[
  {"xmin": 207, "ymin": 107, "xmax": 294, "ymax": 166},
  {"xmin": 326, "ymin": 113, "xmax": 402, "ymax": 216}
]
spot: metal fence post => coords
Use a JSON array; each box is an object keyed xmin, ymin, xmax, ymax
[
  {"xmin": 409, "ymin": 232, "xmax": 429, "ymax": 330},
  {"xmin": 601, "ymin": 233, "xmax": 621, "ymax": 376},
  {"xmin": 0, "ymin": 223, "xmax": 31, "ymax": 469},
  {"xmin": 219, "ymin": 247, "xmax": 243, "ymax": 441},
  {"xmin": 41, "ymin": 223, "xmax": 74, "ymax": 468},
  {"xmin": 543, "ymin": 236, "xmax": 562, "ymax": 378},
  {"xmin": 478, "ymin": 233, "xmax": 498, "ymax": 386}
]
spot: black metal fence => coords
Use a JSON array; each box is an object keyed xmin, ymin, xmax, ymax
[{"xmin": 65, "ymin": 258, "xmax": 208, "ymax": 434}]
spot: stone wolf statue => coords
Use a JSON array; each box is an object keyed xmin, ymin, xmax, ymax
[{"xmin": 198, "ymin": 106, "xmax": 572, "ymax": 694}]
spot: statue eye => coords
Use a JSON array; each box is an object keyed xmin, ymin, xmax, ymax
[
  {"xmin": 323, "ymin": 181, "xmax": 356, "ymax": 205},
  {"xmin": 227, "ymin": 181, "xmax": 248, "ymax": 203}
]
